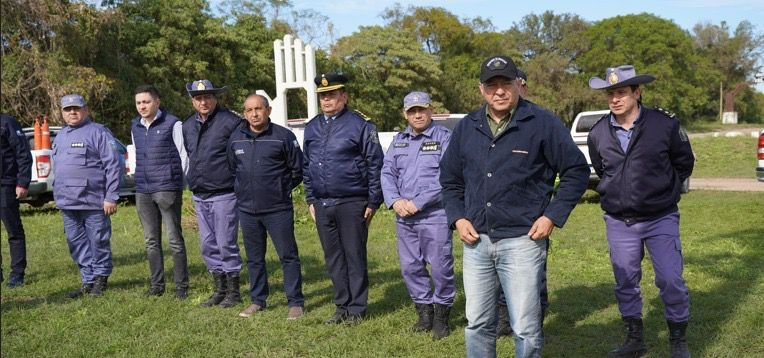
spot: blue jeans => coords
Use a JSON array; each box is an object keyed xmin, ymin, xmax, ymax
[{"xmin": 463, "ymin": 234, "xmax": 546, "ymax": 358}]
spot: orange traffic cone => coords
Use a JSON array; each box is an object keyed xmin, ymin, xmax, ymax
[
  {"xmin": 33, "ymin": 116, "xmax": 42, "ymax": 150},
  {"xmin": 41, "ymin": 116, "xmax": 51, "ymax": 149}
]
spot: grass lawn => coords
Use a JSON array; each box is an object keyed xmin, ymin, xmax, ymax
[
  {"xmin": 2, "ymin": 190, "xmax": 763, "ymax": 357},
  {"xmin": 691, "ymin": 136, "xmax": 759, "ymax": 178}
]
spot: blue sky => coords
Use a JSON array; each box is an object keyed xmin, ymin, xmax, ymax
[{"xmin": 212, "ymin": 0, "xmax": 764, "ymax": 90}]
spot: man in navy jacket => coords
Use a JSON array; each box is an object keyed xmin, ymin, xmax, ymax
[
  {"xmin": 587, "ymin": 65, "xmax": 694, "ymax": 358},
  {"xmin": 228, "ymin": 94, "xmax": 305, "ymax": 320},
  {"xmin": 0, "ymin": 113, "xmax": 32, "ymax": 288},
  {"xmin": 302, "ymin": 73, "xmax": 384, "ymax": 325},
  {"xmin": 440, "ymin": 55, "xmax": 589, "ymax": 358},
  {"xmin": 131, "ymin": 85, "xmax": 189, "ymax": 299},
  {"xmin": 182, "ymin": 79, "xmax": 243, "ymax": 309}
]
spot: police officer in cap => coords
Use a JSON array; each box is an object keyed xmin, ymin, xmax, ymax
[
  {"xmin": 588, "ymin": 65, "xmax": 694, "ymax": 358},
  {"xmin": 53, "ymin": 94, "xmax": 122, "ymax": 298},
  {"xmin": 1, "ymin": 113, "xmax": 32, "ymax": 288},
  {"xmin": 303, "ymin": 73, "xmax": 384, "ymax": 325},
  {"xmin": 182, "ymin": 79, "xmax": 244, "ymax": 308},
  {"xmin": 381, "ymin": 91, "xmax": 455, "ymax": 339}
]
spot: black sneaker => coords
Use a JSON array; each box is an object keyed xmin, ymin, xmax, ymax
[
  {"xmin": 174, "ymin": 288, "xmax": 188, "ymax": 300},
  {"xmin": 324, "ymin": 312, "xmax": 346, "ymax": 325},
  {"xmin": 145, "ymin": 286, "xmax": 165, "ymax": 297},
  {"xmin": 344, "ymin": 313, "xmax": 364, "ymax": 326},
  {"xmin": 68, "ymin": 283, "xmax": 93, "ymax": 299},
  {"xmin": 6, "ymin": 275, "xmax": 24, "ymax": 289}
]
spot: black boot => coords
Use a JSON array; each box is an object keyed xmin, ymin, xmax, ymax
[
  {"xmin": 432, "ymin": 304, "xmax": 451, "ymax": 340},
  {"xmin": 68, "ymin": 283, "xmax": 94, "ymax": 299},
  {"xmin": 412, "ymin": 303, "xmax": 434, "ymax": 332},
  {"xmin": 496, "ymin": 303, "xmax": 513, "ymax": 337},
  {"xmin": 608, "ymin": 317, "xmax": 647, "ymax": 357},
  {"xmin": 90, "ymin": 276, "xmax": 109, "ymax": 296},
  {"xmin": 219, "ymin": 272, "xmax": 242, "ymax": 308},
  {"xmin": 668, "ymin": 321, "xmax": 690, "ymax": 358},
  {"xmin": 200, "ymin": 273, "xmax": 227, "ymax": 307}
]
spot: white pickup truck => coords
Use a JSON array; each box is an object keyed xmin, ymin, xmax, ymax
[
  {"xmin": 21, "ymin": 126, "xmax": 136, "ymax": 207},
  {"xmin": 570, "ymin": 110, "xmax": 690, "ymax": 193}
]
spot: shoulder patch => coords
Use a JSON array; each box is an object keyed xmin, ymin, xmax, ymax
[
  {"xmin": 678, "ymin": 127, "xmax": 689, "ymax": 142},
  {"xmin": 656, "ymin": 107, "xmax": 676, "ymax": 119},
  {"xmin": 369, "ymin": 128, "xmax": 379, "ymax": 143}
]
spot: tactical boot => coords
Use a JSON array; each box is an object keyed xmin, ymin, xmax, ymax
[
  {"xmin": 219, "ymin": 272, "xmax": 242, "ymax": 308},
  {"xmin": 432, "ymin": 304, "xmax": 452, "ymax": 340},
  {"xmin": 412, "ymin": 303, "xmax": 434, "ymax": 332},
  {"xmin": 668, "ymin": 321, "xmax": 691, "ymax": 358},
  {"xmin": 68, "ymin": 283, "xmax": 94, "ymax": 299},
  {"xmin": 90, "ymin": 276, "xmax": 109, "ymax": 296},
  {"xmin": 200, "ymin": 273, "xmax": 227, "ymax": 307},
  {"xmin": 496, "ymin": 303, "xmax": 513, "ymax": 337},
  {"xmin": 608, "ymin": 317, "xmax": 647, "ymax": 357}
]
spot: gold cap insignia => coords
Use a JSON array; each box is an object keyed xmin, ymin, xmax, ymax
[
  {"xmin": 196, "ymin": 81, "xmax": 206, "ymax": 90},
  {"xmin": 608, "ymin": 71, "xmax": 619, "ymax": 85},
  {"xmin": 321, "ymin": 77, "xmax": 329, "ymax": 87}
]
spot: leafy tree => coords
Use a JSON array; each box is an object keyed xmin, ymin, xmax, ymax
[
  {"xmin": 579, "ymin": 13, "xmax": 712, "ymax": 123},
  {"xmin": 327, "ymin": 25, "xmax": 442, "ymax": 131}
]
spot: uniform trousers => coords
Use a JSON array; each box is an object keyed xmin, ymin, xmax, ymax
[
  {"xmin": 136, "ymin": 191, "xmax": 188, "ymax": 290},
  {"xmin": 314, "ymin": 200, "xmax": 369, "ymax": 316},
  {"xmin": 62, "ymin": 209, "xmax": 113, "ymax": 283},
  {"xmin": 1, "ymin": 185, "xmax": 26, "ymax": 280},
  {"xmin": 395, "ymin": 221, "xmax": 455, "ymax": 306},
  {"xmin": 239, "ymin": 209, "xmax": 304, "ymax": 308},
  {"xmin": 193, "ymin": 192, "xmax": 241, "ymax": 273},
  {"xmin": 605, "ymin": 211, "xmax": 690, "ymax": 322}
]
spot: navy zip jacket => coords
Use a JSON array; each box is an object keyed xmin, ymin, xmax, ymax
[
  {"xmin": 439, "ymin": 99, "xmax": 589, "ymax": 240},
  {"xmin": 587, "ymin": 106, "xmax": 694, "ymax": 222},
  {"xmin": 227, "ymin": 122, "xmax": 303, "ymax": 215},
  {"xmin": 183, "ymin": 106, "xmax": 242, "ymax": 198},
  {"xmin": 0, "ymin": 113, "xmax": 32, "ymax": 188},
  {"xmin": 131, "ymin": 109, "xmax": 184, "ymax": 193},
  {"xmin": 302, "ymin": 107, "xmax": 384, "ymax": 208}
]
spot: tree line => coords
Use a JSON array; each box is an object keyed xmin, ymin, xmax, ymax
[{"xmin": 2, "ymin": 0, "xmax": 762, "ymax": 142}]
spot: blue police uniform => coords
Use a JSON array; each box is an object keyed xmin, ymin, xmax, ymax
[
  {"xmin": 52, "ymin": 117, "xmax": 122, "ymax": 285},
  {"xmin": 1, "ymin": 113, "xmax": 32, "ymax": 286},
  {"xmin": 588, "ymin": 106, "xmax": 694, "ymax": 323},
  {"xmin": 227, "ymin": 122, "xmax": 304, "ymax": 309},
  {"xmin": 182, "ymin": 105, "xmax": 243, "ymax": 274},
  {"xmin": 303, "ymin": 106, "xmax": 384, "ymax": 318},
  {"xmin": 381, "ymin": 123, "xmax": 455, "ymax": 307}
]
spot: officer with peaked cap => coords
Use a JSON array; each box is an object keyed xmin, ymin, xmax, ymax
[
  {"xmin": 381, "ymin": 91, "xmax": 455, "ymax": 339},
  {"xmin": 182, "ymin": 79, "xmax": 244, "ymax": 309},
  {"xmin": 53, "ymin": 94, "xmax": 123, "ymax": 298},
  {"xmin": 303, "ymin": 73, "xmax": 384, "ymax": 325},
  {"xmin": 587, "ymin": 65, "xmax": 694, "ymax": 358}
]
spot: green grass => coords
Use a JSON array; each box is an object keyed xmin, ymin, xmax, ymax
[
  {"xmin": 2, "ymin": 191, "xmax": 764, "ymax": 357},
  {"xmin": 684, "ymin": 121, "xmax": 762, "ymax": 133},
  {"xmin": 690, "ymin": 136, "xmax": 758, "ymax": 178}
]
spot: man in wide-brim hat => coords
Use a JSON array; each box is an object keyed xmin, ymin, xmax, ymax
[
  {"xmin": 586, "ymin": 65, "xmax": 694, "ymax": 358},
  {"xmin": 181, "ymin": 79, "xmax": 245, "ymax": 310}
]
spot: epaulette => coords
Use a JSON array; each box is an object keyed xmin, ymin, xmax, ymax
[
  {"xmin": 354, "ymin": 110, "xmax": 371, "ymax": 121},
  {"xmin": 656, "ymin": 107, "xmax": 676, "ymax": 119},
  {"xmin": 230, "ymin": 110, "xmax": 244, "ymax": 119}
]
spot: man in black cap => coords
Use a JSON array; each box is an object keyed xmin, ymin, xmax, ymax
[
  {"xmin": 587, "ymin": 65, "xmax": 694, "ymax": 358},
  {"xmin": 440, "ymin": 56, "xmax": 589, "ymax": 357},
  {"xmin": 182, "ymin": 79, "xmax": 244, "ymax": 308},
  {"xmin": 1, "ymin": 113, "xmax": 32, "ymax": 288},
  {"xmin": 302, "ymin": 73, "xmax": 384, "ymax": 325}
]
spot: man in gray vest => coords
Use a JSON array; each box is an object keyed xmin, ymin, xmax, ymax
[{"xmin": 131, "ymin": 85, "xmax": 190, "ymax": 299}]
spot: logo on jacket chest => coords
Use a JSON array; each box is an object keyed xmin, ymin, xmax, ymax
[
  {"xmin": 394, "ymin": 142, "xmax": 408, "ymax": 148},
  {"xmin": 420, "ymin": 141, "xmax": 441, "ymax": 152},
  {"xmin": 70, "ymin": 142, "xmax": 85, "ymax": 148}
]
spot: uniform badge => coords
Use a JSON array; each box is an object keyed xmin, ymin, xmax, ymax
[
  {"xmin": 321, "ymin": 76, "xmax": 329, "ymax": 87},
  {"xmin": 608, "ymin": 70, "xmax": 619, "ymax": 85},
  {"xmin": 369, "ymin": 129, "xmax": 379, "ymax": 144},
  {"xmin": 394, "ymin": 142, "xmax": 408, "ymax": 148},
  {"xmin": 420, "ymin": 141, "xmax": 440, "ymax": 152},
  {"xmin": 235, "ymin": 149, "xmax": 245, "ymax": 155},
  {"xmin": 678, "ymin": 127, "xmax": 689, "ymax": 142},
  {"xmin": 196, "ymin": 81, "xmax": 206, "ymax": 90},
  {"xmin": 70, "ymin": 142, "xmax": 85, "ymax": 148},
  {"xmin": 486, "ymin": 57, "xmax": 508, "ymax": 70},
  {"xmin": 656, "ymin": 107, "xmax": 676, "ymax": 118}
]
